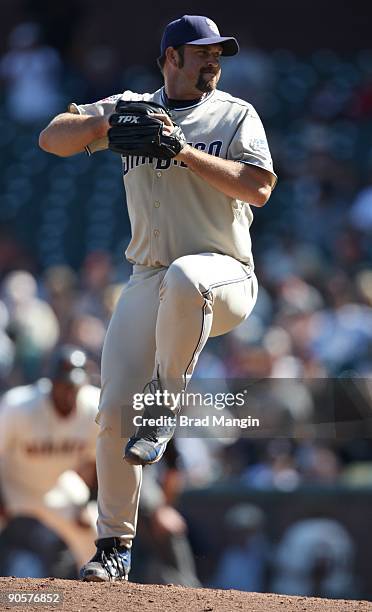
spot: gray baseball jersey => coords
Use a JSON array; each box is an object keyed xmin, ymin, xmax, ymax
[{"xmin": 69, "ymin": 87, "xmax": 276, "ymax": 269}]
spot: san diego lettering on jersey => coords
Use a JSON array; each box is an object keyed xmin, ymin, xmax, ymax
[{"xmin": 122, "ymin": 140, "xmax": 223, "ymax": 175}]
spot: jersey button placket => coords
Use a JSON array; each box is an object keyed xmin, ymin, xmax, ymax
[{"xmin": 151, "ymin": 168, "xmax": 162, "ymax": 264}]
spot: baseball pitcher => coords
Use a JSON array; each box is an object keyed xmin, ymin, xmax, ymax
[{"xmin": 39, "ymin": 15, "xmax": 277, "ymax": 582}]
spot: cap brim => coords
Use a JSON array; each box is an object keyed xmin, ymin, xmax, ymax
[{"xmin": 187, "ymin": 36, "xmax": 239, "ymax": 56}]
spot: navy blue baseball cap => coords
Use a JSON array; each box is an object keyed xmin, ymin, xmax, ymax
[{"xmin": 160, "ymin": 15, "xmax": 239, "ymax": 57}]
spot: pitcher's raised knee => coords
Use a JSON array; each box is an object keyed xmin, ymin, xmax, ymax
[{"xmin": 160, "ymin": 258, "xmax": 207, "ymax": 309}]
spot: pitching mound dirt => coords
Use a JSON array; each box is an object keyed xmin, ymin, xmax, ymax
[{"xmin": 0, "ymin": 577, "xmax": 371, "ymax": 612}]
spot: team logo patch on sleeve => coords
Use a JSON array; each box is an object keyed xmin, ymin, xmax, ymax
[{"xmin": 249, "ymin": 138, "xmax": 269, "ymax": 154}]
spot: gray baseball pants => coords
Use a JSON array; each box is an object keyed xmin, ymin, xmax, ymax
[{"xmin": 95, "ymin": 253, "xmax": 258, "ymax": 546}]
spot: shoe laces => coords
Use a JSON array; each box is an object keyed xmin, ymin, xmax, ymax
[
  {"xmin": 143, "ymin": 430, "xmax": 158, "ymax": 443},
  {"xmin": 139, "ymin": 377, "xmax": 178, "ymax": 442},
  {"xmin": 140, "ymin": 414, "xmax": 177, "ymax": 442},
  {"xmin": 98, "ymin": 547, "xmax": 127, "ymax": 579}
]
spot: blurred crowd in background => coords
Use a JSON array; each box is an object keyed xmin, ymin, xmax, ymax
[{"xmin": 1, "ymin": 9, "xmax": 372, "ymax": 601}]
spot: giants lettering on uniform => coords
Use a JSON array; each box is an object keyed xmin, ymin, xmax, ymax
[
  {"xmin": 25, "ymin": 440, "xmax": 86, "ymax": 455},
  {"xmin": 122, "ymin": 140, "xmax": 223, "ymax": 176}
]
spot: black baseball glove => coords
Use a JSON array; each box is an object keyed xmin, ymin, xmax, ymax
[{"xmin": 108, "ymin": 100, "xmax": 187, "ymax": 160}]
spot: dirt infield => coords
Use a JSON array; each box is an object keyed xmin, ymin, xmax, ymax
[{"xmin": 0, "ymin": 577, "xmax": 371, "ymax": 612}]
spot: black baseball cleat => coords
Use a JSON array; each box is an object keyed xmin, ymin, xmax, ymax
[
  {"xmin": 80, "ymin": 537, "xmax": 131, "ymax": 582},
  {"xmin": 124, "ymin": 409, "xmax": 177, "ymax": 466},
  {"xmin": 124, "ymin": 377, "xmax": 179, "ymax": 466}
]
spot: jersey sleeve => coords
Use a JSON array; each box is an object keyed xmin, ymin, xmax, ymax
[
  {"xmin": 67, "ymin": 94, "xmax": 122, "ymax": 155},
  {"xmin": 228, "ymin": 104, "xmax": 277, "ymax": 187},
  {"xmin": 68, "ymin": 90, "xmax": 150, "ymax": 156}
]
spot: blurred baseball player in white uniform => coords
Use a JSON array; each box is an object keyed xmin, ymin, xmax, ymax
[
  {"xmin": 0, "ymin": 345, "xmax": 99, "ymax": 576},
  {"xmin": 39, "ymin": 15, "xmax": 277, "ymax": 582}
]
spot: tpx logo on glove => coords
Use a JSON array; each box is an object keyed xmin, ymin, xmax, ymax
[{"xmin": 117, "ymin": 115, "xmax": 140, "ymax": 124}]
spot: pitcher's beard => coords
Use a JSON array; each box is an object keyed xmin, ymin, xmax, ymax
[{"xmin": 196, "ymin": 73, "xmax": 217, "ymax": 93}]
